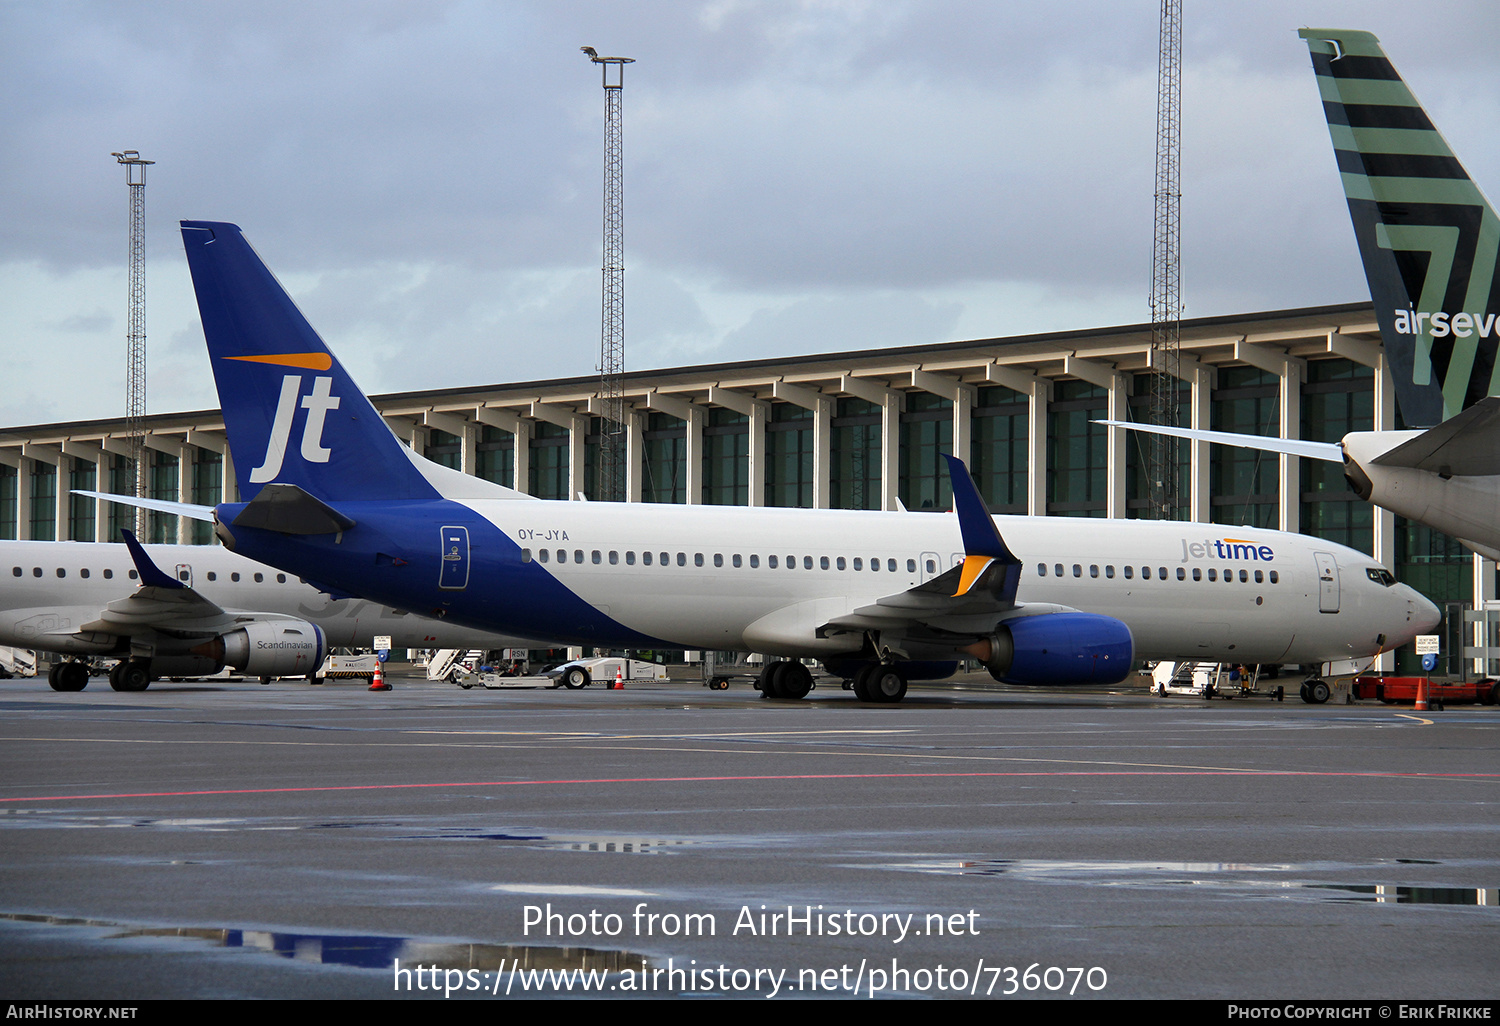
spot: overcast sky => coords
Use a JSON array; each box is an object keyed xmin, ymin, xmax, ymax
[{"xmin": 3, "ymin": 0, "xmax": 1498, "ymax": 428}]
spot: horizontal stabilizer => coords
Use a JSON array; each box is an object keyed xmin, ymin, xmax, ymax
[
  {"xmin": 74, "ymin": 491, "xmax": 218, "ymax": 523},
  {"xmin": 1370, "ymin": 396, "xmax": 1500, "ymax": 476},
  {"xmin": 1093, "ymin": 420, "xmax": 1344, "ymax": 462},
  {"xmin": 230, "ymin": 483, "xmax": 357, "ymax": 535}
]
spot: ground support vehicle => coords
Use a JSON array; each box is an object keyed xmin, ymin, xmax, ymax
[{"xmin": 1352, "ymin": 675, "xmax": 1499, "ymax": 708}]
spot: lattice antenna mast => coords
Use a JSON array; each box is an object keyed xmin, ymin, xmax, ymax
[
  {"xmin": 1147, "ymin": 1, "xmax": 1183, "ymax": 521},
  {"xmin": 582, "ymin": 47, "xmax": 634, "ymax": 502},
  {"xmin": 113, "ymin": 150, "xmax": 154, "ymax": 535}
]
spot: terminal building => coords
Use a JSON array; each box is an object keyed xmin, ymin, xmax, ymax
[{"xmin": 1, "ymin": 299, "xmax": 1493, "ymax": 674}]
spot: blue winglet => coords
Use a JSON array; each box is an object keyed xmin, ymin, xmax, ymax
[
  {"xmin": 120, "ymin": 530, "xmax": 186, "ymax": 590},
  {"xmin": 942, "ymin": 455, "xmax": 1017, "ymax": 561}
]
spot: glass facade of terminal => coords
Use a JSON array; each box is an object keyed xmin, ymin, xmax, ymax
[{"xmin": 0, "ymin": 333, "xmax": 1491, "ymax": 676}]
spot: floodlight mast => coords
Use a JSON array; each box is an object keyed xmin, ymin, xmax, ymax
[
  {"xmin": 582, "ymin": 48, "xmax": 634, "ymax": 503},
  {"xmin": 1147, "ymin": 1, "xmax": 1182, "ymax": 521},
  {"xmin": 112, "ymin": 150, "xmax": 154, "ymax": 537}
]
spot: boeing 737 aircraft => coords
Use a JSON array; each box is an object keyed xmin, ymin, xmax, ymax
[
  {"xmin": 141, "ymin": 219, "xmax": 1436, "ymax": 704},
  {"xmin": 1103, "ymin": 29, "xmax": 1500, "ymax": 561},
  {"xmin": 1, "ymin": 533, "xmax": 541, "ymax": 691}
]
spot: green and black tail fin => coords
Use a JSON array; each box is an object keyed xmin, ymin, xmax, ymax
[{"xmin": 1300, "ymin": 28, "xmax": 1500, "ymax": 426}]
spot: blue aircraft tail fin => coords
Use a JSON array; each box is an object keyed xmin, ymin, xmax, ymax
[
  {"xmin": 180, "ymin": 221, "xmax": 439, "ymax": 503},
  {"xmin": 1299, "ymin": 29, "xmax": 1500, "ymax": 425}
]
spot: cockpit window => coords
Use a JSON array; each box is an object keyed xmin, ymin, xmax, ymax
[{"xmin": 1366, "ymin": 567, "xmax": 1396, "ymax": 588}]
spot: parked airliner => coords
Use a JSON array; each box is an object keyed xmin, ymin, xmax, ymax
[
  {"xmin": 0, "ymin": 534, "xmax": 541, "ymax": 692},
  {"xmin": 140, "ymin": 220, "xmax": 1436, "ymax": 704},
  {"xmin": 1103, "ymin": 29, "xmax": 1500, "ymax": 562}
]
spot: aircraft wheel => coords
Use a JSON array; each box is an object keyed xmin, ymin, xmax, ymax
[
  {"xmin": 110, "ymin": 660, "xmax": 151, "ymax": 692},
  {"xmin": 1298, "ymin": 681, "xmax": 1313, "ymax": 704},
  {"xmin": 869, "ymin": 667, "xmax": 907, "ymax": 704},
  {"xmin": 758, "ymin": 662, "xmax": 783, "ymax": 699},
  {"xmin": 779, "ymin": 662, "xmax": 812, "ymax": 700},
  {"xmin": 1308, "ymin": 679, "xmax": 1330, "ymax": 704},
  {"xmin": 710, "ymin": 677, "xmax": 729, "ymax": 691},
  {"xmin": 53, "ymin": 662, "xmax": 89, "ymax": 692},
  {"xmin": 564, "ymin": 667, "xmax": 590, "ymax": 690},
  {"xmin": 852, "ymin": 665, "xmax": 876, "ymax": 702}
]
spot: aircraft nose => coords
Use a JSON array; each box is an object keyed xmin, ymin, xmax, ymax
[{"xmin": 1406, "ymin": 587, "xmax": 1441, "ymax": 634}]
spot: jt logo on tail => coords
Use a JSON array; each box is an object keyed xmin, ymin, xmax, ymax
[{"xmin": 249, "ymin": 374, "xmax": 342, "ymax": 483}]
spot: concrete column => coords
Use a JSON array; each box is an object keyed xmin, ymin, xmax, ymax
[
  {"xmin": 838, "ymin": 374, "xmax": 903, "ymax": 512},
  {"xmin": 771, "ymin": 381, "xmax": 832, "ymax": 508},
  {"xmin": 625, "ymin": 410, "xmax": 644, "ymax": 502},
  {"xmin": 475, "ymin": 406, "xmax": 530, "ymax": 493},
  {"xmin": 1062, "ymin": 355, "xmax": 1127, "ymax": 519},
  {"xmin": 514, "ymin": 420, "xmax": 531, "ymax": 493},
  {"xmin": 0, "ymin": 449, "xmax": 20, "ymax": 541},
  {"xmin": 20, "ymin": 444, "xmax": 64, "ymax": 541},
  {"xmin": 185, "ymin": 430, "xmax": 229, "ymax": 523},
  {"xmin": 178, "ymin": 449, "xmax": 195, "ymax": 544},
  {"xmin": 23, "ymin": 446, "xmax": 65, "ymax": 542},
  {"xmin": 223, "ymin": 447, "xmax": 239, "ymax": 504},
  {"xmin": 98, "ymin": 437, "xmax": 137, "ymax": 541},
  {"xmin": 707, "ymin": 386, "xmax": 768, "ymax": 508},
  {"xmin": 643, "ymin": 392, "xmax": 703, "ymax": 506},
  {"xmin": 56, "ymin": 456, "xmax": 71, "ymax": 542},
  {"xmin": 748, "ymin": 402, "xmax": 766, "ymax": 508},
  {"xmin": 981, "ymin": 365, "xmax": 1051, "ymax": 517},
  {"xmin": 1189, "ymin": 365, "xmax": 1212, "ymax": 524},
  {"xmin": 1475, "ymin": 556, "xmax": 1498, "ymax": 677},
  {"xmin": 1329, "ymin": 333, "xmax": 1397, "ymax": 570},
  {"xmin": 528, "ymin": 402, "xmax": 587, "ymax": 499},
  {"xmin": 144, "ymin": 434, "xmax": 190, "ymax": 544},
  {"xmin": 16, "ymin": 458, "xmax": 31, "ymax": 540},
  {"xmin": 63, "ymin": 440, "xmax": 107, "ymax": 543},
  {"xmin": 1234, "ymin": 340, "xmax": 1306, "ymax": 533}
]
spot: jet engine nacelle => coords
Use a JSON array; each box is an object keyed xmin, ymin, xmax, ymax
[
  {"xmin": 221, "ymin": 620, "xmax": 327, "ymax": 676},
  {"xmin": 183, "ymin": 620, "xmax": 328, "ymax": 677},
  {"xmin": 977, "ymin": 612, "xmax": 1133, "ymax": 686}
]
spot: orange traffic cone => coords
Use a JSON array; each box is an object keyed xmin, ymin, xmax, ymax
[
  {"xmin": 614, "ymin": 666, "xmax": 624, "ymax": 690},
  {"xmin": 369, "ymin": 660, "xmax": 392, "ymax": 692},
  {"xmin": 1414, "ymin": 677, "xmax": 1428, "ymax": 711}
]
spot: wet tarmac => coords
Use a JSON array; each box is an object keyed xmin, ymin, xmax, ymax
[{"xmin": 0, "ymin": 670, "xmax": 1495, "ymax": 999}]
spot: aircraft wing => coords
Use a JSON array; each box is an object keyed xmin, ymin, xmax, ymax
[
  {"xmin": 74, "ymin": 531, "xmax": 246, "ymax": 639},
  {"xmin": 1369, "ymin": 397, "xmax": 1500, "ymax": 477},
  {"xmin": 818, "ymin": 455, "xmax": 1024, "ymax": 636}
]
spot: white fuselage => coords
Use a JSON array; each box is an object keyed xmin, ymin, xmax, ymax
[
  {"xmin": 456, "ymin": 499, "xmax": 1436, "ymax": 666},
  {"xmin": 0, "ymin": 540, "xmax": 534, "ymax": 656}
]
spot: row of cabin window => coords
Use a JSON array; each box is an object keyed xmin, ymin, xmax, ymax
[
  {"xmin": 10, "ymin": 566, "xmax": 289, "ymax": 584},
  {"xmin": 14, "ymin": 566, "xmax": 136, "ymax": 580},
  {"xmin": 522, "ymin": 549, "xmax": 916, "ymax": 574},
  {"xmin": 1037, "ymin": 562, "xmax": 1280, "ymax": 584}
]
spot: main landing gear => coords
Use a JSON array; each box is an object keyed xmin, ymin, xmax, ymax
[
  {"xmin": 108, "ymin": 659, "xmax": 152, "ymax": 693},
  {"xmin": 46, "ymin": 661, "xmax": 91, "ymax": 692},
  {"xmin": 757, "ymin": 660, "xmax": 813, "ymax": 700},
  {"xmin": 755, "ymin": 659, "xmax": 909, "ymax": 703},
  {"xmin": 850, "ymin": 664, "xmax": 907, "ymax": 704}
]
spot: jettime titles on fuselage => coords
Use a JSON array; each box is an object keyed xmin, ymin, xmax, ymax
[{"xmin": 1180, "ymin": 538, "xmax": 1276, "ymax": 562}]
